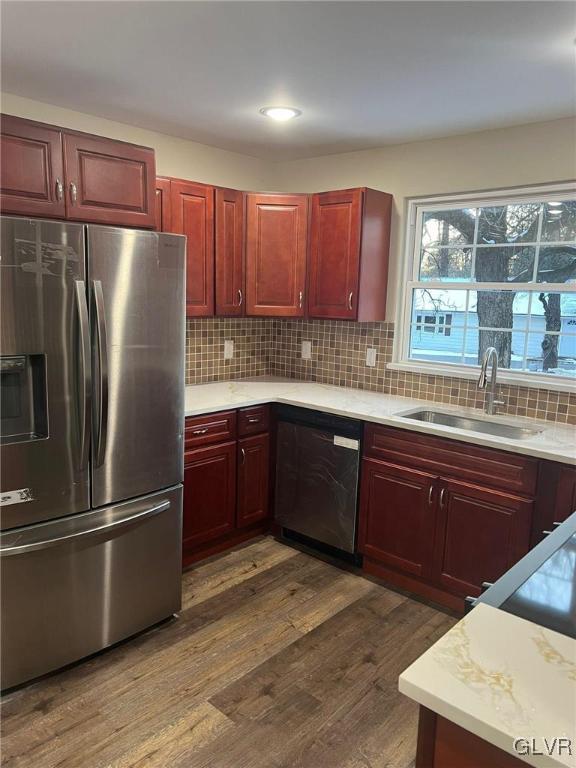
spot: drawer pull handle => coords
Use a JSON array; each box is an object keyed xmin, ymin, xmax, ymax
[
  {"xmin": 439, "ymin": 488, "xmax": 446, "ymax": 509},
  {"xmin": 237, "ymin": 289, "xmax": 243, "ymax": 306},
  {"xmin": 193, "ymin": 428, "xmax": 209, "ymax": 435},
  {"xmin": 348, "ymin": 291, "xmax": 354, "ymax": 311},
  {"xmin": 247, "ymin": 417, "xmax": 260, "ymax": 423},
  {"xmin": 428, "ymin": 486, "xmax": 434, "ymax": 506}
]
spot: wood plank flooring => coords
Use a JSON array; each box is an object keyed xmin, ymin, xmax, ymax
[{"xmin": 1, "ymin": 537, "xmax": 456, "ymax": 768}]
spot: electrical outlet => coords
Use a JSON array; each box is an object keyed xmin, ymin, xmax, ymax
[
  {"xmin": 366, "ymin": 347, "xmax": 377, "ymax": 367},
  {"xmin": 224, "ymin": 339, "xmax": 234, "ymax": 360},
  {"xmin": 301, "ymin": 340, "xmax": 312, "ymax": 360}
]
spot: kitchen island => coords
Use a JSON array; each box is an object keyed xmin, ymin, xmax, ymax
[{"xmin": 399, "ymin": 512, "xmax": 576, "ymax": 768}]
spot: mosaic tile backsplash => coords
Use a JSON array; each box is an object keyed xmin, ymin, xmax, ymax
[{"xmin": 186, "ymin": 318, "xmax": 576, "ymax": 425}]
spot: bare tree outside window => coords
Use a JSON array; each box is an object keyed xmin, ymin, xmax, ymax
[{"xmin": 405, "ymin": 192, "xmax": 576, "ymax": 378}]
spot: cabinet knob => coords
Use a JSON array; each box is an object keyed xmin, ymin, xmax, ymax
[
  {"xmin": 237, "ymin": 288, "xmax": 243, "ymax": 306},
  {"xmin": 55, "ymin": 178, "xmax": 64, "ymax": 201},
  {"xmin": 69, "ymin": 181, "xmax": 78, "ymax": 204},
  {"xmin": 348, "ymin": 291, "xmax": 354, "ymax": 311}
]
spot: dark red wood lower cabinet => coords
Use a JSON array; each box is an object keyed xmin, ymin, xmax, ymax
[
  {"xmin": 183, "ymin": 441, "xmax": 236, "ymax": 550},
  {"xmin": 358, "ymin": 459, "xmax": 439, "ymax": 579},
  {"xmin": 435, "ymin": 479, "xmax": 533, "ymax": 598},
  {"xmin": 237, "ymin": 433, "xmax": 269, "ymax": 528}
]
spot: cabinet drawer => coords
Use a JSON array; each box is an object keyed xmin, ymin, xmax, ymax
[
  {"xmin": 185, "ymin": 410, "xmax": 236, "ymax": 448},
  {"xmin": 364, "ymin": 424, "xmax": 538, "ymax": 497},
  {"xmin": 238, "ymin": 405, "xmax": 270, "ymax": 436}
]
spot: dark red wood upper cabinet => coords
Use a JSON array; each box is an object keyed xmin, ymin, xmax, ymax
[
  {"xmin": 63, "ymin": 132, "xmax": 155, "ymax": 228},
  {"xmin": 237, "ymin": 433, "xmax": 270, "ymax": 528},
  {"xmin": 0, "ymin": 115, "xmax": 66, "ymax": 218},
  {"xmin": 434, "ymin": 479, "xmax": 533, "ymax": 598},
  {"xmin": 308, "ymin": 188, "xmax": 392, "ymax": 321},
  {"xmin": 182, "ymin": 441, "xmax": 236, "ymax": 550},
  {"xmin": 155, "ymin": 176, "xmax": 172, "ymax": 232},
  {"xmin": 245, "ymin": 193, "xmax": 308, "ymax": 317},
  {"xmin": 358, "ymin": 458, "xmax": 439, "ymax": 579},
  {"xmin": 215, "ymin": 187, "xmax": 244, "ymax": 316},
  {"xmin": 170, "ymin": 180, "xmax": 215, "ymax": 317}
]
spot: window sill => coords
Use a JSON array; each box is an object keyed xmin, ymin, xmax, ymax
[{"xmin": 387, "ymin": 361, "xmax": 576, "ymax": 393}]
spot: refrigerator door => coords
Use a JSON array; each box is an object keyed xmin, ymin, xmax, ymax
[
  {"xmin": 87, "ymin": 226, "xmax": 185, "ymax": 508},
  {"xmin": 0, "ymin": 217, "xmax": 90, "ymax": 530},
  {"xmin": 0, "ymin": 484, "xmax": 182, "ymax": 690}
]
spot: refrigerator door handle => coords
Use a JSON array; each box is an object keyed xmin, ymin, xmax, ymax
[
  {"xmin": 0, "ymin": 500, "xmax": 170, "ymax": 557},
  {"xmin": 74, "ymin": 280, "xmax": 92, "ymax": 471},
  {"xmin": 92, "ymin": 280, "xmax": 109, "ymax": 467}
]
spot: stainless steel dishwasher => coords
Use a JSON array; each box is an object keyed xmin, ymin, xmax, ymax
[{"xmin": 274, "ymin": 405, "xmax": 362, "ymax": 554}]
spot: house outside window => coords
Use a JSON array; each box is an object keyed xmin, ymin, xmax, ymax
[{"xmin": 396, "ymin": 184, "xmax": 576, "ymax": 386}]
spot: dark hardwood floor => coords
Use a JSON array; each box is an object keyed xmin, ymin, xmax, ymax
[{"xmin": 1, "ymin": 537, "xmax": 455, "ymax": 768}]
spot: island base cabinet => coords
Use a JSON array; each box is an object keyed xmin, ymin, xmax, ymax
[
  {"xmin": 182, "ymin": 441, "xmax": 236, "ymax": 551},
  {"xmin": 358, "ymin": 459, "xmax": 438, "ymax": 579},
  {"xmin": 237, "ymin": 433, "xmax": 270, "ymax": 528},
  {"xmin": 434, "ymin": 480, "xmax": 533, "ymax": 598}
]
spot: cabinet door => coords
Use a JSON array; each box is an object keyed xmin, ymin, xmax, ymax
[
  {"xmin": 358, "ymin": 459, "xmax": 439, "ymax": 578},
  {"xmin": 171, "ymin": 180, "xmax": 215, "ymax": 317},
  {"xmin": 237, "ymin": 433, "xmax": 270, "ymax": 528},
  {"xmin": 63, "ymin": 132, "xmax": 155, "ymax": 227},
  {"xmin": 308, "ymin": 189, "xmax": 362, "ymax": 319},
  {"xmin": 183, "ymin": 441, "xmax": 236, "ymax": 549},
  {"xmin": 0, "ymin": 115, "xmax": 66, "ymax": 218},
  {"xmin": 435, "ymin": 479, "xmax": 533, "ymax": 598},
  {"xmin": 215, "ymin": 187, "xmax": 244, "ymax": 316},
  {"xmin": 245, "ymin": 193, "xmax": 308, "ymax": 316},
  {"xmin": 155, "ymin": 177, "xmax": 172, "ymax": 232}
]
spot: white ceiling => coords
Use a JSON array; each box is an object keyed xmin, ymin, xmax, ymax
[{"xmin": 2, "ymin": 2, "xmax": 575, "ymax": 161}]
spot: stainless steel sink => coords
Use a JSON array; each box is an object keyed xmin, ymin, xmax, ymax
[{"xmin": 399, "ymin": 410, "xmax": 542, "ymax": 440}]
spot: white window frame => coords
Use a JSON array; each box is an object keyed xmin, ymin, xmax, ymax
[{"xmin": 391, "ymin": 181, "xmax": 576, "ymax": 392}]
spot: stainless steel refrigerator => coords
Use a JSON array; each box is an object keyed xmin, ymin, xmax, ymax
[{"xmin": 0, "ymin": 217, "xmax": 185, "ymax": 690}]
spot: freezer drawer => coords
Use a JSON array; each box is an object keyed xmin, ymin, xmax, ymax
[{"xmin": 0, "ymin": 485, "xmax": 182, "ymax": 690}]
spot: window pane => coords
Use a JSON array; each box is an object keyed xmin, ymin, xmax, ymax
[
  {"xmin": 536, "ymin": 245, "xmax": 576, "ymax": 284},
  {"xmin": 525, "ymin": 334, "xmax": 576, "ymax": 377},
  {"xmin": 409, "ymin": 324, "xmax": 465, "ymax": 364},
  {"xmin": 466, "ymin": 291, "xmax": 529, "ymax": 330},
  {"xmin": 412, "ymin": 289, "xmax": 467, "ymax": 325},
  {"xmin": 421, "ymin": 209, "xmax": 476, "ymax": 248},
  {"xmin": 475, "ymin": 246, "xmax": 535, "ymax": 282},
  {"xmin": 477, "ymin": 203, "xmax": 541, "ymax": 244},
  {"xmin": 419, "ymin": 246, "xmax": 472, "ymax": 281},
  {"xmin": 541, "ymin": 201, "xmax": 576, "ymax": 242}
]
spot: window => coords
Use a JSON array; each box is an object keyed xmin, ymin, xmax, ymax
[{"xmin": 398, "ymin": 185, "xmax": 576, "ymax": 383}]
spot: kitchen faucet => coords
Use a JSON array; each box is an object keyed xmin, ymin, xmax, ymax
[{"xmin": 478, "ymin": 347, "xmax": 505, "ymax": 416}]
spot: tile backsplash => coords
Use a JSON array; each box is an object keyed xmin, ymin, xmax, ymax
[{"xmin": 186, "ymin": 318, "xmax": 576, "ymax": 425}]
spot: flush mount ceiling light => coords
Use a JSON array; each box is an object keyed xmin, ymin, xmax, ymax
[{"xmin": 259, "ymin": 106, "xmax": 302, "ymax": 122}]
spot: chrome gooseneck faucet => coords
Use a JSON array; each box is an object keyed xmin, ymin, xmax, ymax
[{"xmin": 478, "ymin": 347, "xmax": 505, "ymax": 416}]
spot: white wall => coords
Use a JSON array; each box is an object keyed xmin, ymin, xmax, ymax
[
  {"xmin": 271, "ymin": 117, "xmax": 576, "ymax": 319},
  {"xmin": 1, "ymin": 92, "xmax": 273, "ymax": 190}
]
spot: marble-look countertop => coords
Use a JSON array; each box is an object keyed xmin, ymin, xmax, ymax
[
  {"xmin": 399, "ymin": 603, "xmax": 576, "ymax": 768},
  {"xmin": 185, "ymin": 379, "xmax": 575, "ymax": 465}
]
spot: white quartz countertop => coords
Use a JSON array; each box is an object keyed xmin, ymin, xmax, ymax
[
  {"xmin": 185, "ymin": 379, "xmax": 575, "ymax": 465},
  {"xmin": 399, "ymin": 603, "xmax": 576, "ymax": 768}
]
